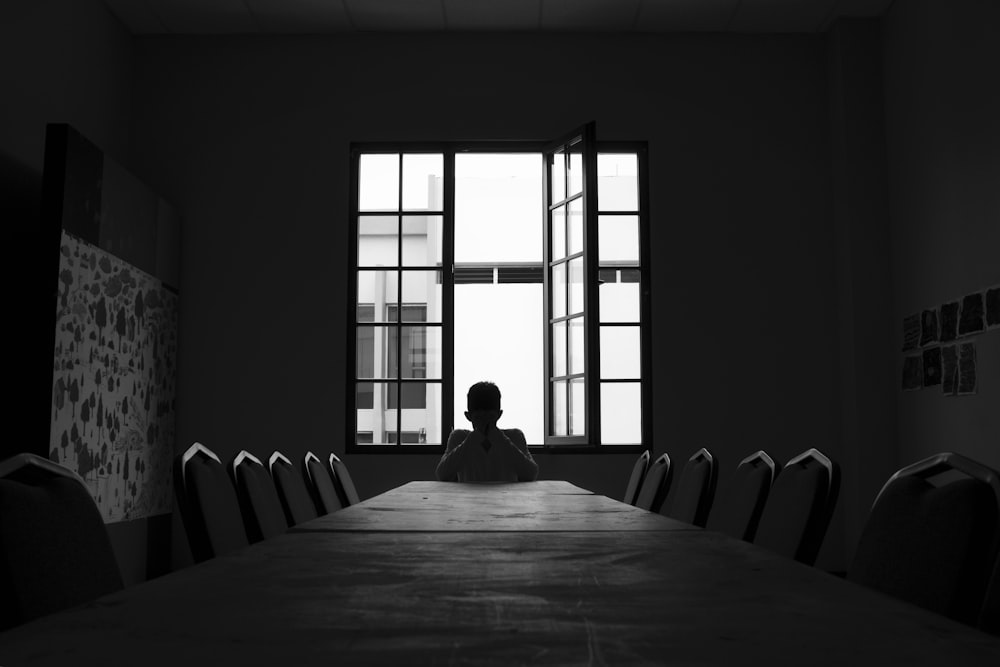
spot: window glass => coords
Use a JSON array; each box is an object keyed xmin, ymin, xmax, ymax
[
  {"xmin": 598, "ymin": 215, "xmax": 639, "ymax": 264},
  {"xmin": 402, "ymin": 215, "xmax": 443, "ymax": 267},
  {"xmin": 402, "ymin": 154, "xmax": 443, "ymax": 211},
  {"xmin": 357, "ymin": 271, "xmax": 399, "ymax": 323},
  {"xmin": 598, "ymin": 154, "xmax": 638, "ymax": 211},
  {"xmin": 358, "ymin": 216, "xmax": 398, "ymax": 266},
  {"xmin": 359, "ymin": 154, "xmax": 399, "ymax": 211},
  {"xmin": 600, "ymin": 326, "xmax": 641, "ymax": 379},
  {"xmin": 601, "ymin": 382, "xmax": 641, "ymax": 444}
]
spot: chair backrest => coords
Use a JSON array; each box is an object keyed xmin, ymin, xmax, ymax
[
  {"xmin": 328, "ymin": 452, "xmax": 361, "ymax": 506},
  {"xmin": 268, "ymin": 451, "xmax": 318, "ymax": 527},
  {"xmin": 753, "ymin": 448, "xmax": 840, "ymax": 565},
  {"xmin": 664, "ymin": 448, "xmax": 718, "ymax": 527},
  {"xmin": 981, "ymin": 553, "xmax": 1000, "ymax": 635},
  {"xmin": 173, "ymin": 442, "xmax": 248, "ymax": 563},
  {"xmin": 229, "ymin": 450, "xmax": 288, "ymax": 543},
  {"xmin": 705, "ymin": 450, "xmax": 778, "ymax": 541},
  {"xmin": 304, "ymin": 451, "xmax": 344, "ymax": 514},
  {"xmin": 624, "ymin": 450, "xmax": 651, "ymax": 505},
  {"xmin": 634, "ymin": 453, "xmax": 671, "ymax": 513},
  {"xmin": 0, "ymin": 453, "xmax": 124, "ymax": 630},
  {"xmin": 847, "ymin": 452, "xmax": 1000, "ymax": 626}
]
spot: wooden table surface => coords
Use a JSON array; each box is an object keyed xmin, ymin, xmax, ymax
[{"xmin": 1, "ymin": 481, "xmax": 998, "ymax": 665}]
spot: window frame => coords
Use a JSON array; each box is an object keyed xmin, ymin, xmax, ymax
[{"xmin": 346, "ymin": 140, "xmax": 651, "ymax": 455}]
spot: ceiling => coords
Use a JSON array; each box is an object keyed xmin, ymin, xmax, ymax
[{"xmin": 103, "ymin": 0, "xmax": 895, "ymax": 35}]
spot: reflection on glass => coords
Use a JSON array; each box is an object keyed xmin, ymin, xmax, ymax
[
  {"xmin": 399, "ymin": 383, "xmax": 441, "ymax": 445},
  {"xmin": 600, "ymin": 326, "xmax": 640, "ymax": 379},
  {"xmin": 553, "ymin": 380, "xmax": 567, "ymax": 436},
  {"xmin": 568, "ymin": 258, "xmax": 584, "ymax": 315},
  {"xmin": 400, "ymin": 270, "xmax": 442, "ymax": 323},
  {"xmin": 356, "ymin": 325, "xmax": 393, "ymax": 378},
  {"xmin": 598, "ymin": 154, "xmax": 638, "ymax": 212},
  {"xmin": 357, "ymin": 271, "xmax": 399, "ymax": 322},
  {"xmin": 358, "ymin": 216, "xmax": 398, "ymax": 266},
  {"xmin": 568, "ymin": 145, "xmax": 583, "ymax": 196},
  {"xmin": 569, "ymin": 378, "xmax": 585, "ymax": 435},
  {"xmin": 599, "ymin": 280, "xmax": 640, "ymax": 323},
  {"xmin": 551, "ymin": 151, "xmax": 566, "ymax": 204},
  {"xmin": 402, "ymin": 215, "xmax": 442, "ymax": 266},
  {"xmin": 567, "ymin": 198, "xmax": 583, "ymax": 256},
  {"xmin": 399, "ymin": 326, "xmax": 442, "ymax": 379},
  {"xmin": 356, "ymin": 382, "xmax": 396, "ymax": 445},
  {"xmin": 552, "ymin": 321, "xmax": 566, "ymax": 377},
  {"xmin": 551, "ymin": 262, "xmax": 566, "ymax": 318},
  {"xmin": 455, "ymin": 154, "xmax": 542, "ymax": 264},
  {"xmin": 569, "ymin": 316, "xmax": 584, "ymax": 375},
  {"xmin": 359, "ymin": 154, "xmax": 399, "ymax": 211},
  {"xmin": 601, "ymin": 382, "xmax": 641, "ymax": 444},
  {"xmin": 598, "ymin": 215, "xmax": 639, "ymax": 264},
  {"xmin": 402, "ymin": 154, "xmax": 443, "ymax": 211},
  {"xmin": 551, "ymin": 205, "xmax": 566, "ymax": 260}
]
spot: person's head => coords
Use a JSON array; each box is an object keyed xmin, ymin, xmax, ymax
[{"xmin": 465, "ymin": 381, "xmax": 502, "ymax": 427}]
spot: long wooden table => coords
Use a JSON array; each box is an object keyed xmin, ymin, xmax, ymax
[{"xmin": 1, "ymin": 481, "xmax": 998, "ymax": 665}]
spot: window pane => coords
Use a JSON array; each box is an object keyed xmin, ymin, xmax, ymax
[
  {"xmin": 598, "ymin": 215, "xmax": 639, "ymax": 264},
  {"xmin": 356, "ymin": 382, "xmax": 396, "ymax": 445},
  {"xmin": 402, "ymin": 215, "xmax": 442, "ymax": 267},
  {"xmin": 568, "ymin": 257, "xmax": 584, "ymax": 315},
  {"xmin": 567, "ymin": 198, "xmax": 583, "ymax": 256},
  {"xmin": 551, "ymin": 204, "xmax": 566, "ymax": 260},
  {"xmin": 402, "ymin": 154, "xmax": 443, "ymax": 211},
  {"xmin": 601, "ymin": 382, "xmax": 641, "ymax": 444},
  {"xmin": 569, "ymin": 378, "xmax": 585, "ymax": 435},
  {"xmin": 401, "ymin": 270, "xmax": 442, "ymax": 323},
  {"xmin": 357, "ymin": 325, "xmax": 394, "ymax": 379},
  {"xmin": 552, "ymin": 321, "xmax": 566, "ymax": 377},
  {"xmin": 551, "ymin": 262, "xmax": 566, "ymax": 319},
  {"xmin": 600, "ymin": 326, "xmax": 641, "ymax": 379},
  {"xmin": 553, "ymin": 380, "xmax": 567, "ymax": 436},
  {"xmin": 568, "ymin": 143, "xmax": 583, "ymax": 197},
  {"xmin": 599, "ymin": 278, "xmax": 640, "ymax": 323},
  {"xmin": 359, "ymin": 154, "xmax": 399, "ymax": 212},
  {"xmin": 357, "ymin": 271, "xmax": 399, "ymax": 323},
  {"xmin": 399, "ymin": 326, "xmax": 441, "ymax": 379},
  {"xmin": 598, "ymin": 154, "xmax": 638, "ymax": 212},
  {"xmin": 399, "ymin": 383, "xmax": 442, "ymax": 445},
  {"xmin": 358, "ymin": 216, "xmax": 398, "ymax": 266},
  {"xmin": 456, "ymin": 154, "xmax": 542, "ymax": 263},
  {"xmin": 455, "ymin": 283, "xmax": 543, "ymax": 445},
  {"xmin": 569, "ymin": 316, "xmax": 584, "ymax": 375},
  {"xmin": 551, "ymin": 151, "xmax": 565, "ymax": 204}
]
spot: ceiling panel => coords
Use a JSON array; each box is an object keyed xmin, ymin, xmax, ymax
[
  {"xmin": 444, "ymin": 0, "xmax": 540, "ymax": 31},
  {"xmin": 634, "ymin": 0, "xmax": 739, "ymax": 33},
  {"xmin": 146, "ymin": 0, "xmax": 258, "ymax": 34},
  {"xmin": 541, "ymin": 0, "xmax": 642, "ymax": 31},
  {"xmin": 246, "ymin": 0, "xmax": 353, "ymax": 33},
  {"xmin": 728, "ymin": 0, "xmax": 839, "ymax": 33},
  {"xmin": 344, "ymin": 0, "xmax": 446, "ymax": 31}
]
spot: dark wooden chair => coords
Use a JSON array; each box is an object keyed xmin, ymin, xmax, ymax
[
  {"xmin": 173, "ymin": 442, "xmax": 248, "ymax": 563},
  {"xmin": 268, "ymin": 451, "xmax": 318, "ymax": 527},
  {"xmin": 847, "ymin": 452, "xmax": 1000, "ymax": 626},
  {"xmin": 229, "ymin": 450, "xmax": 288, "ymax": 543},
  {"xmin": 753, "ymin": 448, "xmax": 840, "ymax": 565},
  {"xmin": 304, "ymin": 451, "xmax": 344, "ymax": 514},
  {"xmin": 623, "ymin": 450, "xmax": 650, "ymax": 505},
  {"xmin": 664, "ymin": 448, "xmax": 718, "ymax": 527},
  {"xmin": 705, "ymin": 450, "xmax": 778, "ymax": 541},
  {"xmin": 0, "ymin": 453, "xmax": 124, "ymax": 631},
  {"xmin": 328, "ymin": 452, "xmax": 361, "ymax": 506},
  {"xmin": 634, "ymin": 453, "xmax": 671, "ymax": 513}
]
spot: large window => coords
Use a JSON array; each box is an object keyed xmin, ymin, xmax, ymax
[{"xmin": 348, "ymin": 134, "xmax": 650, "ymax": 452}]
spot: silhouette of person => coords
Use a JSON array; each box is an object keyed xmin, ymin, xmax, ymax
[{"xmin": 435, "ymin": 381, "xmax": 539, "ymax": 482}]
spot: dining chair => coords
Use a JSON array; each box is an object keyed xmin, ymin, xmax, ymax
[
  {"xmin": 228, "ymin": 450, "xmax": 288, "ymax": 543},
  {"xmin": 173, "ymin": 442, "xmax": 249, "ymax": 563},
  {"xmin": 663, "ymin": 448, "xmax": 718, "ymax": 527},
  {"xmin": 634, "ymin": 453, "xmax": 671, "ymax": 513},
  {"xmin": 981, "ymin": 553, "xmax": 1000, "ymax": 635},
  {"xmin": 268, "ymin": 451, "xmax": 319, "ymax": 527},
  {"xmin": 328, "ymin": 452, "xmax": 361, "ymax": 506},
  {"xmin": 705, "ymin": 450, "xmax": 779, "ymax": 541},
  {"xmin": 304, "ymin": 451, "xmax": 344, "ymax": 514},
  {"xmin": 0, "ymin": 453, "xmax": 124, "ymax": 631},
  {"xmin": 623, "ymin": 450, "xmax": 650, "ymax": 505},
  {"xmin": 847, "ymin": 452, "xmax": 1000, "ymax": 626},
  {"xmin": 753, "ymin": 447, "xmax": 840, "ymax": 566}
]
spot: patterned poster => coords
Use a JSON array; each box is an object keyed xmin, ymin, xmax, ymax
[{"xmin": 50, "ymin": 231, "xmax": 178, "ymax": 522}]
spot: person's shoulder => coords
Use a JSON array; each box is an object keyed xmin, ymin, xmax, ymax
[
  {"xmin": 501, "ymin": 428, "xmax": 527, "ymax": 445},
  {"xmin": 446, "ymin": 429, "xmax": 471, "ymax": 447}
]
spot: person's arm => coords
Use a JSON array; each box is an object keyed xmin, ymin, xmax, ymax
[
  {"xmin": 435, "ymin": 429, "xmax": 481, "ymax": 481},
  {"xmin": 489, "ymin": 427, "xmax": 538, "ymax": 481}
]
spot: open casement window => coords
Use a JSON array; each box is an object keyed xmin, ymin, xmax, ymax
[
  {"xmin": 543, "ymin": 123, "xmax": 598, "ymax": 446},
  {"xmin": 348, "ymin": 132, "xmax": 650, "ymax": 453}
]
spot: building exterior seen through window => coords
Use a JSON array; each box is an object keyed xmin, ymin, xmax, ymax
[{"xmin": 350, "ymin": 142, "xmax": 649, "ymax": 451}]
